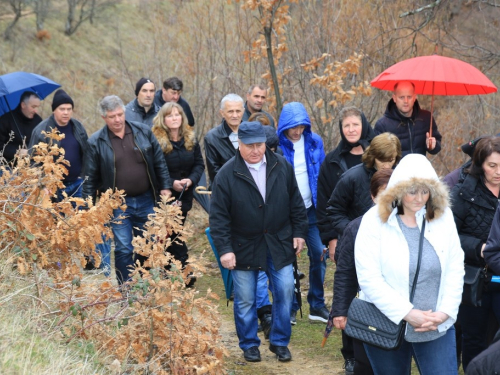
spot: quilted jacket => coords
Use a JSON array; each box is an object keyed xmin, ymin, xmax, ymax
[{"xmin": 450, "ymin": 172, "xmax": 499, "ymax": 266}]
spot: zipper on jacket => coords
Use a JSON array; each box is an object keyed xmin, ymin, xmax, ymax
[{"xmin": 407, "ymin": 120, "xmax": 414, "ymax": 154}]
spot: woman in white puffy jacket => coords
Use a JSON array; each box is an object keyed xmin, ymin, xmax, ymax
[{"xmin": 354, "ymin": 154, "xmax": 464, "ymax": 375}]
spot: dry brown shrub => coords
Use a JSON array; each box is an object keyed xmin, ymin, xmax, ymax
[{"xmin": 0, "ymin": 130, "xmax": 227, "ymax": 374}]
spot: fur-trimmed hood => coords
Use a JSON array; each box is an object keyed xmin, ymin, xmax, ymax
[
  {"xmin": 378, "ymin": 154, "xmax": 449, "ymax": 223},
  {"xmin": 152, "ymin": 123, "xmax": 196, "ymax": 154}
]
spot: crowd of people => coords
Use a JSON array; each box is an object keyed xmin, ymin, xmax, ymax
[{"xmin": 1, "ymin": 77, "xmax": 499, "ymax": 374}]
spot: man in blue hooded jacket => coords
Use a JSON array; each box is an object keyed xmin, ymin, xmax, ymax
[{"xmin": 277, "ymin": 102, "xmax": 328, "ymax": 323}]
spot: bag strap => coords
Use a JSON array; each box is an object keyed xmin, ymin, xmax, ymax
[{"xmin": 409, "ymin": 217, "xmax": 426, "ymax": 303}]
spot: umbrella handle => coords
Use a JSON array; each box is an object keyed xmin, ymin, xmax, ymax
[
  {"xmin": 429, "ymin": 82, "xmax": 434, "ymax": 139},
  {"xmin": 195, "ymin": 186, "xmax": 212, "ymax": 195},
  {"xmin": 321, "ymin": 337, "xmax": 327, "ymax": 348}
]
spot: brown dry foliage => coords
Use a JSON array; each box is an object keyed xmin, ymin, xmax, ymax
[{"xmin": 0, "ymin": 130, "xmax": 227, "ymax": 374}]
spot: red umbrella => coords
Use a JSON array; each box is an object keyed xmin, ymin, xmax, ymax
[{"xmin": 371, "ymin": 55, "xmax": 497, "ymax": 137}]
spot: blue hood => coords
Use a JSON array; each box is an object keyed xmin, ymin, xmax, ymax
[{"xmin": 277, "ymin": 102, "xmax": 312, "ymax": 142}]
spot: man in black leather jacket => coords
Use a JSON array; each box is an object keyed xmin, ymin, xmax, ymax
[{"xmin": 83, "ymin": 95, "xmax": 172, "ymax": 285}]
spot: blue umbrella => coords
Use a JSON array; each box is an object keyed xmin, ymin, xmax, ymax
[
  {"xmin": 205, "ymin": 227, "xmax": 233, "ymax": 304},
  {"xmin": 0, "ymin": 71, "xmax": 61, "ymax": 116}
]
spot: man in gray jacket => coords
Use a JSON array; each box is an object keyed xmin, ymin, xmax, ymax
[{"xmin": 125, "ymin": 78, "xmax": 160, "ymax": 127}]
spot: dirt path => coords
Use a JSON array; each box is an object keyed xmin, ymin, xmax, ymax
[{"xmin": 218, "ymin": 317, "xmax": 342, "ymax": 375}]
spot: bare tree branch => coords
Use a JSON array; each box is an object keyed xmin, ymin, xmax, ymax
[{"xmin": 400, "ymin": 0, "xmax": 442, "ymax": 18}]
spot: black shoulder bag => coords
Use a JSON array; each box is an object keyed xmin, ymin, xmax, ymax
[{"xmin": 345, "ymin": 218, "xmax": 426, "ymax": 351}]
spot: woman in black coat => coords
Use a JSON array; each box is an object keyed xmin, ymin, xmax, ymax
[
  {"xmin": 330, "ymin": 168, "xmax": 392, "ymax": 375},
  {"xmin": 450, "ymin": 136, "xmax": 500, "ymax": 371},
  {"xmin": 317, "ymin": 106, "xmax": 375, "ymax": 257},
  {"xmin": 152, "ymin": 102, "xmax": 205, "ymax": 268},
  {"xmin": 325, "ymin": 132, "xmax": 401, "ymax": 239}
]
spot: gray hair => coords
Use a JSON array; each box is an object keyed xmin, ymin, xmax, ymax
[
  {"xmin": 98, "ymin": 95, "xmax": 125, "ymax": 116},
  {"xmin": 220, "ymin": 93, "xmax": 244, "ymax": 110},
  {"xmin": 339, "ymin": 106, "xmax": 363, "ymax": 123}
]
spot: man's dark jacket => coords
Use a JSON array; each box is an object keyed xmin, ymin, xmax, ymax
[
  {"xmin": 450, "ymin": 172, "xmax": 499, "ymax": 267},
  {"xmin": 29, "ymin": 115, "xmax": 90, "ymax": 174},
  {"xmin": 374, "ymin": 99, "xmax": 442, "ymax": 156},
  {"xmin": 0, "ymin": 106, "xmax": 42, "ymax": 162},
  {"xmin": 466, "ymin": 329, "xmax": 500, "ymax": 375},
  {"xmin": 154, "ymin": 90, "xmax": 195, "ymax": 126},
  {"xmin": 331, "ymin": 216, "xmax": 362, "ymax": 318},
  {"xmin": 484, "ymin": 205, "xmax": 500, "ymax": 275},
  {"xmin": 325, "ymin": 163, "xmax": 375, "ymax": 236},
  {"xmin": 125, "ymin": 98, "xmax": 160, "ymax": 128},
  {"xmin": 204, "ymin": 120, "xmax": 237, "ymax": 185},
  {"xmin": 241, "ymin": 103, "xmax": 275, "ymax": 128},
  {"xmin": 209, "ymin": 149, "xmax": 308, "ymax": 271},
  {"xmin": 317, "ymin": 113, "xmax": 374, "ymax": 245},
  {"xmin": 82, "ymin": 121, "xmax": 172, "ymax": 202}
]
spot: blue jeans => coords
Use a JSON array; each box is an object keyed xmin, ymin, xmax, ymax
[
  {"xmin": 364, "ymin": 327, "xmax": 458, "ymax": 375},
  {"xmin": 96, "ymin": 234, "xmax": 112, "ymax": 277},
  {"xmin": 56, "ymin": 178, "xmax": 84, "ymax": 207},
  {"xmin": 458, "ymin": 290, "xmax": 500, "ymax": 370},
  {"xmin": 297, "ymin": 205, "xmax": 326, "ymax": 310},
  {"xmin": 111, "ymin": 190, "xmax": 155, "ymax": 284},
  {"xmin": 256, "ymin": 270, "xmax": 272, "ymax": 311},
  {"xmin": 232, "ymin": 250, "xmax": 294, "ymax": 351},
  {"xmin": 56, "ymin": 179, "xmax": 110, "ymax": 274}
]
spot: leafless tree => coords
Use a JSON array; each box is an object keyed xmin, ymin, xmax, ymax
[
  {"xmin": 2, "ymin": 0, "xmax": 26, "ymax": 40},
  {"xmin": 65, "ymin": 0, "xmax": 116, "ymax": 36}
]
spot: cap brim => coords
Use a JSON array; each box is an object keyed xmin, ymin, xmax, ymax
[{"xmin": 239, "ymin": 136, "xmax": 267, "ymax": 145}]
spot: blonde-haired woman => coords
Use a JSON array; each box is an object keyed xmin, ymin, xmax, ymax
[{"xmin": 152, "ymin": 102, "xmax": 204, "ymax": 270}]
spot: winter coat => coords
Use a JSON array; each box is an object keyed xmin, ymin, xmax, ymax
[
  {"xmin": 242, "ymin": 103, "xmax": 275, "ymax": 128},
  {"xmin": 152, "ymin": 126, "xmax": 205, "ymax": 214},
  {"xmin": 277, "ymin": 102, "xmax": 325, "ymax": 207},
  {"xmin": 209, "ymin": 148, "xmax": 308, "ymax": 271},
  {"xmin": 374, "ymin": 99, "xmax": 442, "ymax": 156},
  {"xmin": 325, "ymin": 163, "xmax": 375, "ymax": 236},
  {"xmin": 154, "ymin": 90, "xmax": 195, "ymax": 126},
  {"xmin": 484, "ymin": 206, "xmax": 500, "ymax": 275},
  {"xmin": 466, "ymin": 329, "xmax": 500, "ymax": 375},
  {"xmin": 317, "ymin": 112, "xmax": 375, "ymax": 244},
  {"xmin": 355, "ymin": 154, "xmax": 464, "ymax": 332},
  {"xmin": 450, "ymin": 173, "xmax": 499, "ymax": 267},
  {"xmin": 0, "ymin": 105, "xmax": 42, "ymax": 162},
  {"xmin": 82, "ymin": 121, "xmax": 172, "ymax": 202},
  {"xmin": 125, "ymin": 98, "xmax": 160, "ymax": 128},
  {"xmin": 331, "ymin": 216, "xmax": 362, "ymax": 318},
  {"xmin": 29, "ymin": 115, "xmax": 90, "ymax": 175},
  {"xmin": 204, "ymin": 120, "xmax": 238, "ymax": 185}
]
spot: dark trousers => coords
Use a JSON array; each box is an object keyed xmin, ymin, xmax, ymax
[
  {"xmin": 166, "ymin": 213, "xmax": 189, "ymax": 267},
  {"xmin": 458, "ymin": 291, "xmax": 500, "ymax": 371},
  {"xmin": 341, "ymin": 330, "xmax": 355, "ymax": 359},
  {"xmin": 353, "ymin": 338, "xmax": 374, "ymax": 375}
]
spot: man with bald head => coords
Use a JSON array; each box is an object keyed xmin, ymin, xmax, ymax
[{"xmin": 374, "ymin": 81, "xmax": 442, "ymax": 156}]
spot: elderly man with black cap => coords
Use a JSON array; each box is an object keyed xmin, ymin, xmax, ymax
[
  {"xmin": 209, "ymin": 121, "xmax": 308, "ymax": 363},
  {"xmin": 125, "ymin": 78, "xmax": 159, "ymax": 127},
  {"xmin": 29, "ymin": 89, "xmax": 90, "ymax": 201}
]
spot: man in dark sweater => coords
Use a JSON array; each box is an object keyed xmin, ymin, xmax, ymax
[
  {"xmin": 83, "ymin": 95, "xmax": 172, "ymax": 285},
  {"xmin": 0, "ymin": 91, "xmax": 42, "ymax": 164},
  {"xmin": 29, "ymin": 89, "xmax": 111, "ymax": 274},
  {"xmin": 154, "ymin": 77, "xmax": 195, "ymax": 126}
]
